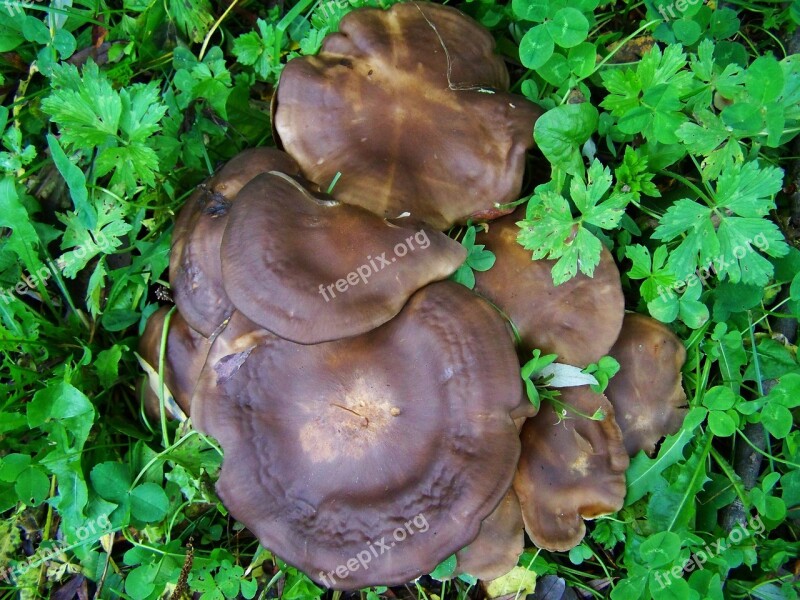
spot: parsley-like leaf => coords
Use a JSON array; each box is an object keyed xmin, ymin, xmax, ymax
[
  {"xmin": 652, "ymin": 160, "xmax": 789, "ymax": 286},
  {"xmin": 42, "ymin": 60, "xmax": 167, "ymax": 194},
  {"xmin": 625, "ymin": 244, "xmax": 675, "ymax": 302},
  {"xmin": 518, "ymin": 160, "xmax": 632, "ymax": 284},
  {"xmin": 614, "ymin": 146, "xmax": 660, "ymax": 200},
  {"xmin": 233, "ymin": 19, "xmax": 284, "ymax": 83},
  {"xmin": 601, "ymin": 44, "xmax": 696, "ymax": 144}
]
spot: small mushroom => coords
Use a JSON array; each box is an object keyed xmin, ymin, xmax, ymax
[
  {"xmin": 272, "ymin": 2, "xmax": 541, "ymax": 230},
  {"xmin": 170, "ymin": 148, "xmax": 301, "ymax": 336},
  {"xmin": 219, "ymin": 171, "xmax": 466, "ymax": 344},
  {"xmin": 605, "ymin": 313, "xmax": 687, "ymax": 456},
  {"xmin": 191, "ymin": 281, "xmax": 523, "ymax": 589},
  {"xmin": 473, "ymin": 210, "xmax": 625, "ymax": 367},
  {"xmin": 454, "ymin": 489, "xmax": 524, "ymax": 581},
  {"xmin": 514, "ymin": 387, "xmax": 629, "ymax": 552},
  {"xmin": 137, "ymin": 306, "xmax": 211, "ymax": 419}
]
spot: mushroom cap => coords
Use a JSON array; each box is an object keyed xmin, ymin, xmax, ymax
[
  {"xmin": 473, "ymin": 210, "xmax": 625, "ymax": 367},
  {"xmin": 454, "ymin": 488, "xmax": 524, "ymax": 581},
  {"xmin": 191, "ymin": 281, "xmax": 523, "ymax": 589},
  {"xmin": 513, "ymin": 387, "xmax": 629, "ymax": 552},
  {"xmin": 138, "ymin": 306, "xmax": 211, "ymax": 419},
  {"xmin": 170, "ymin": 148, "xmax": 301, "ymax": 336},
  {"xmin": 605, "ymin": 313, "xmax": 687, "ymax": 456},
  {"xmin": 272, "ymin": 2, "xmax": 541, "ymax": 230},
  {"xmin": 219, "ymin": 171, "xmax": 466, "ymax": 344}
]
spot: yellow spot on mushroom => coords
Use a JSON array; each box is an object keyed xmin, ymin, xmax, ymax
[
  {"xmin": 298, "ymin": 376, "xmax": 399, "ymax": 463},
  {"xmin": 570, "ymin": 453, "xmax": 589, "ymax": 476}
]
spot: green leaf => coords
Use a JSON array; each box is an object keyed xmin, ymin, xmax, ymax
[
  {"xmin": 761, "ymin": 403, "xmax": 793, "ymax": 439},
  {"xmin": 721, "ymin": 102, "xmax": 762, "ymax": 135},
  {"xmin": 653, "ymin": 160, "xmax": 788, "ymax": 286},
  {"xmin": 125, "ymin": 564, "xmax": 158, "ymax": 600},
  {"xmin": 673, "ymin": 19, "xmax": 702, "ymax": 45},
  {"xmin": 42, "ymin": 60, "xmax": 167, "ymax": 194},
  {"xmin": 22, "ymin": 15, "xmax": 50, "ymax": 44},
  {"xmin": 0, "ymin": 176, "xmax": 44, "ymax": 275},
  {"xmin": 130, "ymin": 483, "xmax": 169, "ymax": 523},
  {"xmin": 512, "ymin": 0, "xmax": 549, "ymax": 22},
  {"xmin": 90, "ymin": 462, "xmax": 131, "ymax": 505},
  {"xmin": 640, "ymin": 531, "xmax": 682, "ymax": 568},
  {"xmin": 167, "ymin": 0, "xmax": 215, "ymax": 43},
  {"xmin": 615, "ymin": 146, "xmax": 661, "ymax": 200},
  {"xmin": 0, "ymin": 454, "xmax": 32, "ymax": 482},
  {"xmin": 95, "ymin": 345, "xmax": 124, "ymax": 389},
  {"xmin": 52, "ymin": 28, "xmax": 76, "ymax": 59},
  {"xmin": 57, "ymin": 200, "xmax": 131, "ymax": 278},
  {"xmin": 27, "ymin": 381, "xmax": 96, "ymax": 534},
  {"xmin": 46, "ymin": 134, "xmax": 96, "ymax": 230},
  {"xmin": 533, "ymin": 103, "xmax": 598, "ymax": 176},
  {"xmin": 547, "ymin": 8, "xmax": 588, "ymax": 48},
  {"xmin": 708, "ymin": 410, "xmax": 736, "ymax": 437},
  {"xmin": 627, "ymin": 244, "xmax": 676, "ymax": 303},
  {"xmin": 233, "ymin": 19, "xmax": 283, "ymax": 82},
  {"xmin": 15, "ymin": 466, "xmax": 50, "ymax": 506},
  {"xmin": 538, "ymin": 52, "xmax": 571, "ymax": 86},
  {"xmin": 430, "ymin": 554, "xmax": 457, "ymax": 580},
  {"xmin": 678, "ymin": 289, "xmax": 709, "ymax": 329},
  {"xmin": 27, "ymin": 381, "xmax": 95, "ymax": 427},
  {"xmin": 519, "ymin": 160, "xmax": 630, "ymax": 283},
  {"xmin": 648, "ymin": 292, "xmax": 681, "ymax": 323},
  {"xmin": 712, "ymin": 283, "xmax": 762, "ymax": 321},
  {"xmin": 451, "ymin": 226, "xmax": 496, "ymax": 289},
  {"xmin": 745, "ymin": 56, "xmax": 784, "ymax": 104},
  {"xmin": 601, "ymin": 44, "xmax": 694, "ymax": 144},
  {"xmin": 743, "ymin": 339, "xmax": 798, "ymax": 381},
  {"xmin": 626, "ymin": 407, "xmax": 707, "ymax": 504},
  {"xmin": 703, "ymin": 386, "xmax": 736, "ymax": 411},
  {"xmin": 0, "ymin": 28, "xmax": 24, "ymax": 52},
  {"xmin": 42, "ymin": 61, "xmax": 122, "ymax": 147},
  {"xmin": 519, "ymin": 24, "xmax": 554, "ymax": 70}
]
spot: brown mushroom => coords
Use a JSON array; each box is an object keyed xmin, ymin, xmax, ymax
[
  {"xmin": 514, "ymin": 387, "xmax": 629, "ymax": 552},
  {"xmin": 473, "ymin": 210, "xmax": 625, "ymax": 367},
  {"xmin": 170, "ymin": 148, "xmax": 302, "ymax": 336},
  {"xmin": 191, "ymin": 281, "xmax": 523, "ymax": 589},
  {"xmin": 454, "ymin": 489, "xmax": 524, "ymax": 581},
  {"xmin": 272, "ymin": 2, "xmax": 541, "ymax": 230},
  {"xmin": 605, "ymin": 313, "xmax": 687, "ymax": 456},
  {"xmin": 137, "ymin": 306, "xmax": 211, "ymax": 419},
  {"xmin": 219, "ymin": 171, "xmax": 466, "ymax": 344}
]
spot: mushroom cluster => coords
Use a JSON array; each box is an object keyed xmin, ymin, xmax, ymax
[{"xmin": 140, "ymin": 1, "xmax": 688, "ymax": 590}]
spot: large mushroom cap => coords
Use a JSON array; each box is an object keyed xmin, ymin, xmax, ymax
[
  {"xmin": 473, "ymin": 210, "xmax": 625, "ymax": 366},
  {"xmin": 272, "ymin": 2, "xmax": 541, "ymax": 230},
  {"xmin": 219, "ymin": 171, "xmax": 466, "ymax": 344},
  {"xmin": 514, "ymin": 387, "xmax": 629, "ymax": 552},
  {"xmin": 138, "ymin": 307, "xmax": 211, "ymax": 418},
  {"xmin": 454, "ymin": 488, "xmax": 524, "ymax": 581},
  {"xmin": 605, "ymin": 313, "xmax": 687, "ymax": 456},
  {"xmin": 191, "ymin": 281, "xmax": 522, "ymax": 589},
  {"xmin": 170, "ymin": 148, "xmax": 301, "ymax": 336}
]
